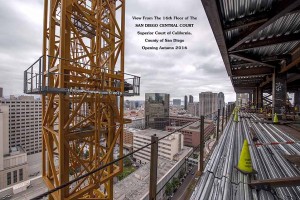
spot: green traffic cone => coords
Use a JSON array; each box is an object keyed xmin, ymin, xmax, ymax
[
  {"xmin": 234, "ymin": 112, "xmax": 239, "ymax": 122},
  {"xmin": 273, "ymin": 113, "xmax": 279, "ymax": 123}
]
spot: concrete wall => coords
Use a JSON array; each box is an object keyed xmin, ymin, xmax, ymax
[
  {"xmin": 4, "ymin": 153, "xmax": 27, "ymax": 169},
  {"xmin": 199, "ymin": 92, "xmax": 218, "ymax": 116},
  {"xmin": 134, "ymin": 132, "xmax": 184, "ymax": 163},
  {"xmin": 0, "ymin": 163, "xmax": 28, "ymax": 190},
  {"xmin": 0, "ymin": 105, "xmax": 9, "ymax": 171}
]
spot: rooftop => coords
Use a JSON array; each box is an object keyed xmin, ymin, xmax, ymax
[
  {"xmin": 167, "ymin": 120, "xmax": 213, "ymax": 132},
  {"xmin": 0, "ymin": 95, "xmax": 40, "ymax": 101},
  {"xmin": 4, "ymin": 146, "xmax": 26, "ymax": 157},
  {"xmin": 133, "ymin": 129, "xmax": 180, "ymax": 140},
  {"xmin": 114, "ymin": 146, "xmax": 192, "ymax": 200}
]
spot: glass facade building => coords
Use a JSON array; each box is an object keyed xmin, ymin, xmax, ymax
[{"xmin": 145, "ymin": 93, "xmax": 170, "ymax": 130}]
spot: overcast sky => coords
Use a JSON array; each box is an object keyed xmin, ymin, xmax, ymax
[{"xmin": 0, "ymin": 0, "xmax": 236, "ymax": 102}]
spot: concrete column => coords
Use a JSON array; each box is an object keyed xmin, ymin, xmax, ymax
[
  {"xmin": 295, "ymin": 91, "xmax": 300, "ymax": 107},
  {"xmin": 272, "ymin": 72, "xmax": 287, "ymax": 117},
  {"xmin": 253, "ymin": 89, "xmax": 257, "ymax": 108},
  {"xmin": 249, "ymin": 93, "xmax": 253, "ymax": 105},
  {"xmin": 257, "ymin": 87, "xmax": 263, "ymax": 109}
]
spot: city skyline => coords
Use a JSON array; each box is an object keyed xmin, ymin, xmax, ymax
[
  {"xmin": 0, "ymin": 0, "xmax": 299, "ymax": 199},
  {"xmin": 0, "ymin": 0, "xmax": 236, "ymax": 102}
]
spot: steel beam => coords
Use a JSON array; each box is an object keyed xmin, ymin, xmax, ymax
[
  {"xmin": 288, "ymin": 74, "xmax": 300, "ymax": 83},
  {"xmin": 232, "ymin": 67, "xmax": 273, "ymax": 77},
  {"xmin": 234, "ymin": 86, "xmax": 257, "ymax": 91},
  {"xmin": 232, "ymin": 63, "xmax": 262, "ymax": 69},
  {"xmin": 280, "ymin": 56, "xmax": 300, "ymax": 73},
  {"xmin": 261, "ymin": 54, "xmax": 292, "ymax": 62},
  {"xmin": 225, "ymin": 7, "xmax": 300, "ymax": 32},
  {"xmin": 249, "ymin": 177, "xmax": 300, "ymax": 188},
  {"xmin": 224, "ymin": 12, "xmax": 268, "ymax": 32},
  {"xmin": 230, "ymin": 54, "xmax": 275, "ymax": 68},
  {"xmin": 260, "ymin": 75, "xmax": 273, "ymax": 88},
  {"xmin": 232, "ymin": 33, "xmax": 300, "ymax": 52}
]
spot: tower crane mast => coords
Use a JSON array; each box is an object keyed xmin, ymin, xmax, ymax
[{"xmin": 24, "ymin": 0, "xmax": 140, "ymax": 199}]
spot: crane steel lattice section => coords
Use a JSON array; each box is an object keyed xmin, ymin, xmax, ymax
[{"xmin": 23, "ymin": 0, "xmax": 135, "ymax": 199}]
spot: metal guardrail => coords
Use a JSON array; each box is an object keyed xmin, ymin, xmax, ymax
[
  {"xmin": 24, "ymin": 55, "xmax": 140, "ymax": 96},
  {"xmin": 30, "ymin": 107, "xmax": 232, "ymax": 200}
]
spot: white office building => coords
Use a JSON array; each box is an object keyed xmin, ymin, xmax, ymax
[
  {"xmin": 133, "ymin": 129, "xmax": 183, "ymax": 164},
  {"xmin": 0, "ymin": 105, "xmax": 28, "ymax": 190},
  {"xmin": 0, "ymin": 95, "xmax": 42, "ymax": 155}
]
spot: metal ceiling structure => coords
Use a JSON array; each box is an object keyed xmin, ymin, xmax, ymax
[{"xmin": 201, "ymin": 0, "xmax": 300, "ymax": 94}]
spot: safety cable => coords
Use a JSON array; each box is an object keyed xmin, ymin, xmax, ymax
[{"xmin": 31, "ymin": 110, "xmax": 224, "ymax": 199}]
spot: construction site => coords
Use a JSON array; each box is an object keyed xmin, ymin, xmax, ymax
[
  {"xmin": 192, "ymin": 0, "xmax": 300, "ymax": 199},
  {"xmin": 9, "ymin": 0, "xmax": 300, "ymax": 199}
]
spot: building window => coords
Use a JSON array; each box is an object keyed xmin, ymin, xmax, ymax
[
  {"xmin": 19, "ymin": 169, "xmax": 23, "ymax": 181},
  {"xmin": 7, "ymin": 172, "xmax": 11, "ymax": 185},
  {"xmin": 13, "ymin": 170, "xmax": 17, "ymax": 183}
]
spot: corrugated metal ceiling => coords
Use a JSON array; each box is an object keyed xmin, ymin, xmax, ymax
[{"xmin": 219, "ymin": 0, "xmax": 275, "ymax": 22}]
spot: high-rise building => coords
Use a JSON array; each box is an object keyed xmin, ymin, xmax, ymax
[
  {"xmin": 0, "ymin": 95, "xmax": 42, "ymax": 155},
  {"xmin": 173, "ymin": 99, "xmax": 181, "ymax": 106},
  {"xmin": 184, "ymin": 95, "xmax": 188, "ymax": 110},
  {"xmin": 217, "ymin": 92, "xmax": 225, "ymax": 110},
  {"xmin": 145, "ymin": 93, "xmax": 169, "ymax": 130},
  {"xmin": 0, "ymin": 87, "xmax": 3, "ymax": 98},
  {"xmin": 0, "ymin": 105, "xmax": 28, "ymax": 190},
  {"xmin": 189, "ymin": 95, "xmax": 194, "ymax": 103},
  {"xmin": 187, "ymin": 102, "xmax": 199, "ymax": 116},
  {"xmin": 199, "ymin": 92, "xmax": 218, "ymax": 117}
]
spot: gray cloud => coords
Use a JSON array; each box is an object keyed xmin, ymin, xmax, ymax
[
  {"xmin": 0, "ymin": 0, "xmax": 236, "ymax": 102},
  {"xmin": 0, "ymin": 0, "xmax": 43, "ymax": 95}
]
